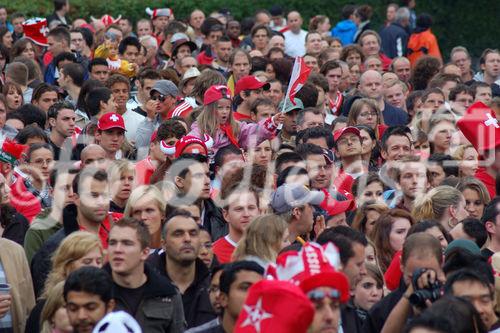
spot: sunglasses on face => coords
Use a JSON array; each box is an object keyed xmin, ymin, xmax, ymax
[{"xmin": 151, "ymin": 94, "xmax": 167, "ymax": 102}]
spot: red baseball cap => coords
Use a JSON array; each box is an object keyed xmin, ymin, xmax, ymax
[
  {"xmin": 174, "ymin": 135, "xmax": 208, "ymax": 158},
  {"xmin": 234, "ymin": 280, "xmax": 314, "ymax": 333},
  {"xmin": 333, "ymin": 126, "xmax": 361, "ymax": 143},
  {"xmin": 203, "ymin": 85, "xmax": 232, "ymax": 105},
  {"xmin": 234, "ymin": 75, "xmax": 270, "ymax": 96},
  {"xmin": 97, "ymin": 113, "xmax": 126, "ymax": 131}
]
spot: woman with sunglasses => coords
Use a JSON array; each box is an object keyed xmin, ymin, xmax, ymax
[{"xmin": 189, "ymin": 84, "xmax": 284, "ymax": 155}]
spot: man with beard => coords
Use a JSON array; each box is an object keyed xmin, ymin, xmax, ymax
[
  {"xmin": 148, "ymin": 210, "xmax": 216, "ymax": 328},
  {"xmin": 278, "ymin": 98, "xmax": 304, "ymax": 147},
  {"xmin": 64, "ymin": 267, "xmax": 115, "ymax": 333},
  {"xmin": 31, "ymin": 169, "xmax": 112, "ymax": 297},
  {"xmin": 391, "ymin": 156, "xmax": 430, "ymax": 212},
  {"xmin": 211, "ymin": 36, "xmax": 233, "ymax": 75}
]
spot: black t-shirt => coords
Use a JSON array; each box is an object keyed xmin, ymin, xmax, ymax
[
  {"xmin": 481, "ymin": 247, "xmax": 494, "ymax": 259},
  {"xmin": 113, "ymin": 282, "xmax": 146, "ymax": 316}
]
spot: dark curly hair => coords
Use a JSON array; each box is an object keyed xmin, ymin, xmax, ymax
[{"xmin": 410, "ymin": 56, "xmax": 441, "ymax": 90}]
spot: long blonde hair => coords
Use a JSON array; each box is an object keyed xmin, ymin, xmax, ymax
[
  {"xmin": 40, "ymin": 281, "xmax": 66, "ymax": 333},
  {"xmin": 196, "ymin": 99, "xmax": 240, "ymax": 138},
  {"xmin": 412, "ymin": 185, "xmax": 463, "ymax": 222},
  {"xmin": 42, "ymin": 231, "xmax": 103, "ymax": 299},
  {"xmin": 233, "ymin": 214, "xmax": 288, "ymax": 263}
]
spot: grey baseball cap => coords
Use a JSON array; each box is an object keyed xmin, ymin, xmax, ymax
[
  {"xmin": 278, "ymin": 97, "xmax": 304, "ymax": 114},
  {"xmin": 270, "ymin": 183, "xmax": 325, "ymax": 214},
  {"xmin": 150, "ymin": 80, "xmax": 179, "ymax": 97}
]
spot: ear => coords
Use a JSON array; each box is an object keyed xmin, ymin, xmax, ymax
[
  {"xmin": 449, "ymin": 205, "xmax": 457, "ymax": 220},
  {"xmin": 485, "ymin": 221, "xmax": 496, "ymax": 235},
  {"xmin": 222, "ymin": 208, "xmax": 229, "ymax": 222},
  {"xmin": 48, "ymin": 117, "xmax": 56, "ymax": 128},
  {"xmin": 99, "ymin": 100, "xmax": 106, "ymax": 110},
  {"xmin": 250, "ymin": 113, "xmax": 257, "ymax": 122},
  {"xmin": 94, "ymin": 131, "xmax": 102, "ymax": 143},
  {"xmin": 106, "ymin": 299, "xmax": 116, "ymax": 313},
  {"xmin": 141, "ymin": 246, "xmax": 150, "ymax": 261},
  {"xmin": 219, "ymin": 292, "xmax": 229, "ymax": 308},
  {"xmin": 239, "ymin": 91, "xmax": 247, "ymax": 101},
  {"xmin": 174, "ymin": 175, "xmax": 184, "ymax": 190},
  {"xmin": 292, "ymin": 206, "xmax": 301, "ymax": 220},
  {"xmin": 333, "ymin": 148, "xmax": 340, "ymax": 159},
  {"xmin": 73, "ymin": 193, "xmax": 80, "ymax": 207},
  {"xmin": 381, "ymin": 149, "xmax": 388, "ymax": 160}
]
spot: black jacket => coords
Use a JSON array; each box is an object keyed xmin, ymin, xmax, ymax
[
  {"xmin": 1, "ymin": 205, "xmax": 29, "ymax": 246},
  {"xmin": 380, "ymin": 23, "xmax": 409, "ymax": 59},
  {"xmin": 103, "ymin": 263, "xmax": 186, "ymax": 333},
  {"xmin": 203, "ymin": 199, "xmax": 227, "ymax": 242},
  {"xmin": 341, "ymin": 301, "xmax": 364, "ymax": 333},
  {"xmin": 363, "ymin": 280, "xmax": 407, "ymax": 333},
  {"xmin": 147, "ymin": 251, "xmax": 216, "ymax": 328},
  {"xmin": 30, "ymin": 204, "xmax": 80, "ymax": 298}
]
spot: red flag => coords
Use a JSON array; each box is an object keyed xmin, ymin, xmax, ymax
[{"xmin": 286, "ymin": 57, "xmax": 311, "ymax": 106}]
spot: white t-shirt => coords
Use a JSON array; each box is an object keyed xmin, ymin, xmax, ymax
[
  {"xmin": 122, "ymin": 110, "xmax": 145, "ymax": 144},
  {"xmin": 284, "ymin": 29, "xmax": 307, "ymax": 57}
]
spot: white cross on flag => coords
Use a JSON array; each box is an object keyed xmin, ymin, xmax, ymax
[
  {"xmin": 110, "ymin": 114, "xmax": 119, "ymax": 122},
  {"xmin": 484, "ymin": 113, "xmax": 499, "ymax": 128}
]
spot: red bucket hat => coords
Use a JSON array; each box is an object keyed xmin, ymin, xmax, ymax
[
  {"xmin": 22, "ymin": 18, "xmax": 49, "ymax": 47},
  {"xmin": 234, "ymin": 280, "xmax": 314, "ymax": 333}
]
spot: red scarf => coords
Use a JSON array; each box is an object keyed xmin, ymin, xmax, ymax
[{"xmin": 219, "ymin": 123, "xmax": 240, "ymax": 148}]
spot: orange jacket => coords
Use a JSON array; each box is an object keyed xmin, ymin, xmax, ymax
[{"xmin": 407, "ymin": 29, "xmax": 442, "ymax": 66}]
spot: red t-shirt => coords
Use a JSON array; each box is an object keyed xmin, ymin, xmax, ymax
[{"xmin": 213, "ymin": 236, "xmax": 237, "ymax": 263}]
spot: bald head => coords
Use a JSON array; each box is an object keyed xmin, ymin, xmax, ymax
[
  {"xmin": 81, "ymin": 144, "xmax": 107, "ymax": 169},
  {"xmin": 287, "ymin": 11, "xmax": 303, "ymax": 33},
  {"xmin": 359, "ymin": 70, "xmax": 383, "ymax": 100}
]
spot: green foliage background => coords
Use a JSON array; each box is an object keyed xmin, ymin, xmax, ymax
[{"xmin": 6, "ymin": 0, "xmax": 500, "ymax": 59}]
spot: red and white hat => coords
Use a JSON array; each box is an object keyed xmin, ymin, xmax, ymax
[
  {"xmin": 234, "ymin": 280, "xmax": 314, "ymax": 333},
  {"xmin": 91, "ymin": 14, "xmax": 122, "ymax": 27},
  {"xmin": 203, "ymin": 85, "xmax": 232, "ymax": 105},
  {"xmin": 22, "ymin": 18, "xmax": 49, "ymax": 46},
  {"xmin": 160, "ymin": 134, "xmax": 214, "ymax": 158},
  {"xmin": 269, "ymin": 242, "xmax": 350, "ymax": 303},
  {"xmin": 97, "ymin": 113, "xmax": 126, "ymax": 131},
  {"xmin": 457, "ymin": 101, "xmax": 500, "ymax": 155},
  {"xmin": 145, "ymin": 7, "xmax": 173, "ymax": 20}
]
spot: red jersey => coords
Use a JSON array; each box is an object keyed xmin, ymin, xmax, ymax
[
  {"xmin": 135, "ymin": 157, "xmax": 156, "ymax": 185},
  {"xmin": 213, "ymin": 236, "xmax": 237, "ymax": 263}
]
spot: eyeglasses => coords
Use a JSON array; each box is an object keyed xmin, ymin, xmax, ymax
[
  {"xmin": 151, "ymin": 94, "xmax": 167, "ymax": 102},
  {"xmin": 359, "ymin": 111, "xmax": 377, "ymax": 118},
  {"xmin": 307, "ymin": 289, "xmax": 341, "ymax": 301}
]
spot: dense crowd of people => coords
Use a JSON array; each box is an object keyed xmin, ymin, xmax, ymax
[{"xmin": 0, "ymin": 0, "xmax": 499, "ymax": 332}]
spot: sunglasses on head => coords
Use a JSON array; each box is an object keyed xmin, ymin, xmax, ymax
[{"xmin": 151, "ymin": 94, "xmax": 167, "ymax": 102}]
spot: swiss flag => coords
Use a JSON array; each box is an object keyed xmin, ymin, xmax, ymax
[
  {"xmin": 457, "ymin": 101, "xmax": 500, "ymax": 155},
  {"xmin": 286, "ymin": 57, "xmax": 311, "ymax": 106}
]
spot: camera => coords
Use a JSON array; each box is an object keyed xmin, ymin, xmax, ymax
[{"xmin": 408, "ymin": 268, "xmax": 442, "ymax": 309}]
